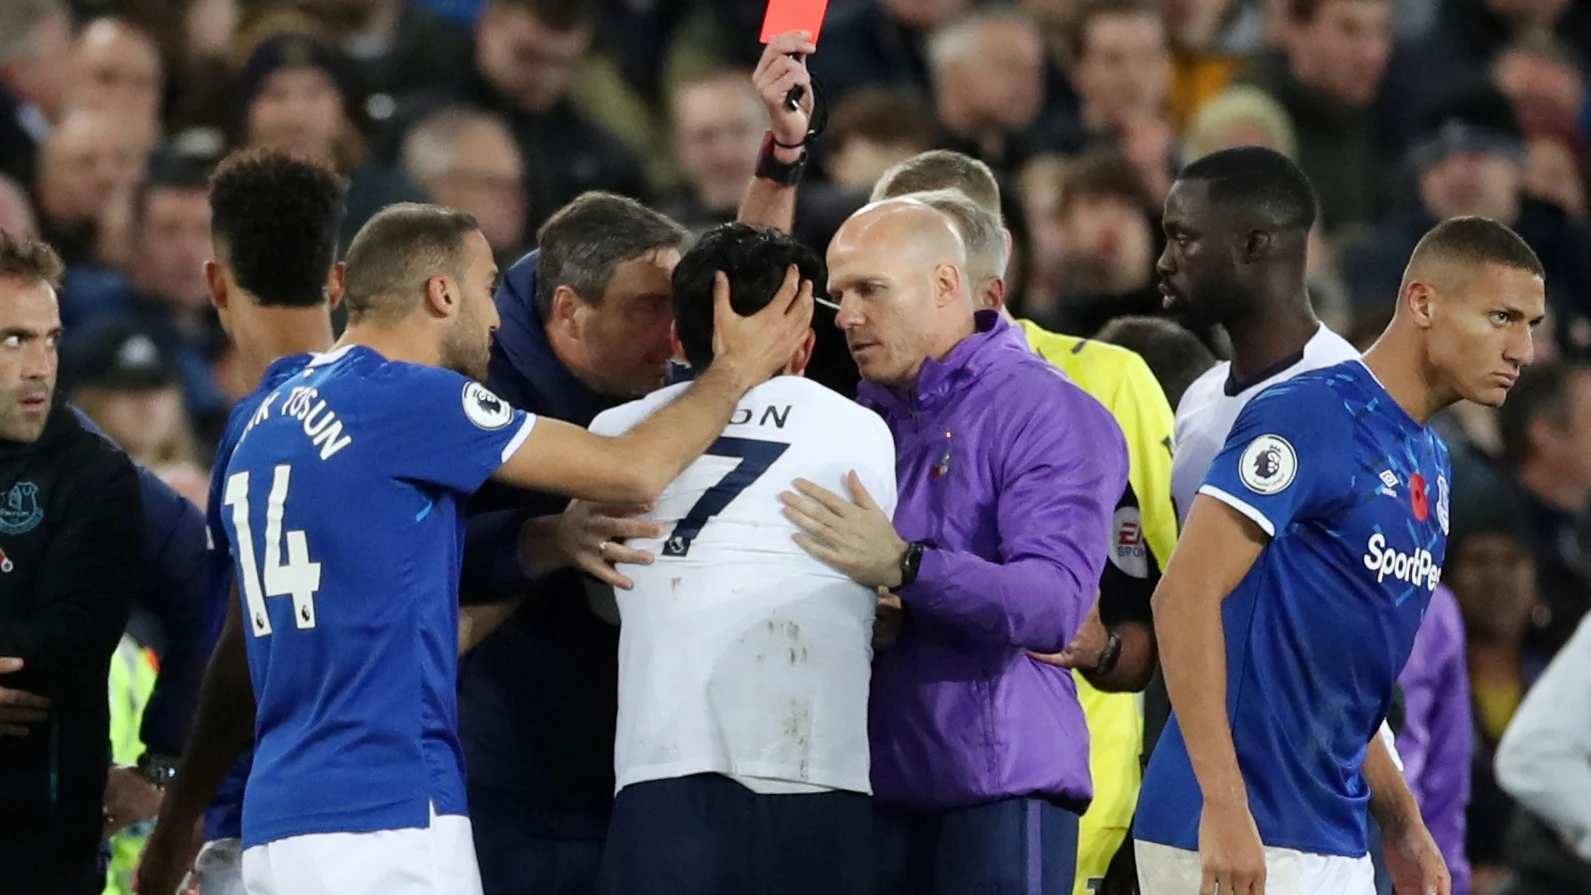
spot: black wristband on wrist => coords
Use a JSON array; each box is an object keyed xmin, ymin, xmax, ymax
[
  {"xmin": 137, "ymin": 752, "xmax": 179, "ymax": 790},
  {"xmin": 755, "ymin": 131, "xmax": 808, "ymax": 187}
]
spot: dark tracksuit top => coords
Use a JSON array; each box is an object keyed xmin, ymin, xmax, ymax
[{"xmin": 0, "ymin": 401, "xmax": 144, "ymax": 895}]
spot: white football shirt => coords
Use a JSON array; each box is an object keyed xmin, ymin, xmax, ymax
[
  {"xmin": 588, "ymin": 375, "xmax": 898, "ymax": 797},
  {"xmin": 1171, "ymin": 324, "xmax": 1359, "ymax": 527}
]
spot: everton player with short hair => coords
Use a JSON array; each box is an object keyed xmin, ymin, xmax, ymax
[
  {"xmin": 1136, "ymin": 215, "xmax": 1545, "ymax": 895},
  {"xmin": 211, "ymin": 203, "xmax": 809, "ymax": 895}
]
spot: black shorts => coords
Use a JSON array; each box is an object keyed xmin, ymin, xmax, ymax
[{"xmin": 598, "ymin": 773, "xmax": 871, "ymax": 895}]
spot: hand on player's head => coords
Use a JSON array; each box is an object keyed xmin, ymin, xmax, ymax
[{"xmin": 710, "ymin": 264, "xmax": 815, "ymax": 384}]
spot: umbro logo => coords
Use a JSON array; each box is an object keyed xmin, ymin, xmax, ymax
[{"xmin": 1377, "ymin": 470, "xmax": 1399, "ymax": 498}]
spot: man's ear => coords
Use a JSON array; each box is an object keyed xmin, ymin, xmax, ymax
[
  {"xmin": 424, "ymin": 274, "xmax": 456, "ymax": 319},
  {"xmin": 204, "ymin": 261, "xmax": 228, "ymax": 310},
  {"xmin": 787, "ymin": 328, "xmax": 817, "ymax": 376},
  {"xmin": 550, "ymin": 284, "xmax": 584, "ymax": 330},
  {"xmin": 933, "ymin": 263, "xmax": 963, "ymax": 309},
  {"xmin": 1241, "ymin": 229, "xmax": 1272, "ymax": 263},
  {"xmin": 325, "ymin": 262, "xmax": 346, "ymax": 310},
  {"xmin": 1405, "ymin": 280, "xmax": 1436, "ymax": 329},
  {"xmin": 669, "ymin": 320, "xmax": 688, "ymax": 364}
]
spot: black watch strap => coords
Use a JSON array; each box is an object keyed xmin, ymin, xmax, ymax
[
  {"xmin": 755, "ymin": 131, "xmax": 808, "ymax": 187},
  {"xmin": 137, "ymin": 752, "xmax": 179, "ymax": 790},
  {"xmin": 898, "ymin": 540, "xmax": 926, "ymax": 588},
  {"xmin": 1096, "ymin": 630, "xmax": 1124, "ymax": 676}
]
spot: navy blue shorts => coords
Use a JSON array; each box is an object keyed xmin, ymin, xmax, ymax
[
  {"xmin": 874, "ymin": 796, "xmax": 1080, "ymax": 895},
  {"xmin": 598, "ymin": 774, "xmax": 872, "ymax": 895}
]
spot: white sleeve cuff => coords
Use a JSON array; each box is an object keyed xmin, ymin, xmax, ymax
[
  {"xmin": 1197, "ymin": 484, "xmax": 1276, "ymax": 538},
  {"xmin": 500, "ymin": 413, "xmax": 537, "ymax": 463}
]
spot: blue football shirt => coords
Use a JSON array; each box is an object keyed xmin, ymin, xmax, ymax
[
  {"xmin": 1135, "ymin": 360, "xmax": 1450, "ymax": 858},
  {"xmin": 220, "ymin": 345, "xmax": 534, "ymax": 847},
  {"xmin": 201, "ymin": 353, "xmax": 314, "ymax": 843}
]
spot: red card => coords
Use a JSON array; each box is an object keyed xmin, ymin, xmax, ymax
[{"xmin": 760, "ymin": 0, "xmax": 830, "ymax": 46}]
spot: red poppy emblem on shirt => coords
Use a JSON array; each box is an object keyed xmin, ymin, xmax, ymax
[{"xmin": 1409, "ymin": 473, "xmax": 1429, "ymax": 522}]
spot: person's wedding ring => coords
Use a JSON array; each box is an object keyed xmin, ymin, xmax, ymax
[{"xmin": 598, "ymin": 540, "xmax": 609, "ymax": 556}]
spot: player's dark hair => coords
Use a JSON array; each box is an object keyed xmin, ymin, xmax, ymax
[
  {"xmin": 1497, "ymin": 360, "xmax": 1589, "ymax": 469},
  {"xmin": 534, "ymin": 191, "xmax": 690, "ymax": 321},
  {"xmin": 672, "ymin": 223, "xmax": 823, "ymax": 372},
  {"xmin": 871, "ymin": 149, "xmax": 1003, "ymax": 216},
  {"xmin": 1409, "ymin": 216, "xmax": 1545, "ymax": 280},
  {"xmin": 209, "ymin": 148, "xmax": 349, "ymax": 308},
  {"xmin": 341, "ymin": 203, "xmax": 479, "ymax": 323},
  {"xmin": 1096, "ymin": 315, "xmax": 1218, "ymax": 409},
  {"xmin": 1176, "ymin": 146, "xmax": 1318, "ymax": 234},
  {"xmin": 0, "ymin": 230, "xmax": 64, "ymax": 290}
]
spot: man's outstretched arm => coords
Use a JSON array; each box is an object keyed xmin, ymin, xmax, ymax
[{"xmin": 136, "ymin": 591, "xmax": 256, "ymax": 895}]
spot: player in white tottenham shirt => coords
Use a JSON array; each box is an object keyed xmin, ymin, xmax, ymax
[{"xmin": 587, "ymin": 225, "xmax": 896, "ymax": 895}]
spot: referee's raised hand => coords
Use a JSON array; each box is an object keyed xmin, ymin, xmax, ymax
[{"xmin": 0, "ymin": 657, "xmax": 50, "ymax": 737}]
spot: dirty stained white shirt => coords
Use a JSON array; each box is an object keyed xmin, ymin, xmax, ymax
[{"xmin": 588, "ymin": 375, "xmax": 898, "ymax": 796}]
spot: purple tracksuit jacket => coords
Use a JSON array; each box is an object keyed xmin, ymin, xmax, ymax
[
  {"xmin": 859, "ymin": 311, "xmax": 1129, "ymax": 811},
  {"xmin": 1396, "ymin": 585, "xmax": 1473, "ymax": 895}
]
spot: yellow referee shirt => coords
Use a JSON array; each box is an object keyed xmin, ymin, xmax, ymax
[{"xmin": 1017, "ymin": 319, "xmax": 1177, "ymax": 895}]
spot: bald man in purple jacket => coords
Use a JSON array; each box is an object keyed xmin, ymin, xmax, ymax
[{"xmin": 780, "ymin": 193, "xmax": 1127, "ymax": 894}]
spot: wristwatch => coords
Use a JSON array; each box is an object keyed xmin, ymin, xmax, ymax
[
  {"xmin": 137, "ymin": 752, "xmax": 179, "ymax": 790},
  {"xmin": 1096, "ymin": 631, "xmax": 1124, "ymax": 676},
  {"xmin": 897, "ymin": 540, "xmax": 927, "ymax": 589},
  {"xmin": 754, "ymin": 131, "xmax": 808, "ymax": 187}
]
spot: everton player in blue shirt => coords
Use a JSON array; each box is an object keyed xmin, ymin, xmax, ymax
[
  {"xmin": 1136, "ymin": 216, "xmax": 1546, "ymax": 895},
  {"xmin": 202, "ymin": 203, "xmax": 808, "ymax": 895}
]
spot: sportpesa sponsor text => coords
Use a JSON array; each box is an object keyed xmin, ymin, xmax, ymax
[{"xmin": 1362, "ymin": 532, "xmax": 1441, "ymax": 590}]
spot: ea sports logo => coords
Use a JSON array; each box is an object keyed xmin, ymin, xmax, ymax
[{"xmin": 1238, "ymin": 434, "xmax": 1297, "ymax": 495}]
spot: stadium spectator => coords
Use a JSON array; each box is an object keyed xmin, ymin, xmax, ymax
[
  {"xmin": 1444, "ymin": 480, "xmax": 1545, "ymax": 894},
  {"xmin": 1235, "ymin": 0, "xmax": 1394, "ymax": 234},
  {"xmin": 1340, "ymin": 87, "xmax": 1591, "ymax": 359},
  {"xmin": 1047, "ymin": 150, "xmax": 1165, "ymax": 338},
  {"xmin": 400, "ymin": 106, "xmax": 528, "ymax": 262},
  {"xmin": 61, "ymin": 154, "xmax": 229, "ymax": 430},
  {"xmin": 0, "ymin": 0, "xmax": 73, "ymax": 190},
  {"xmin": 1516, "ymin": 102, "xmax": 1591, "ymax": 220},
  {"xmin": 1395, "ymin": 585, "xmax": 1475, "ymax": 895},
  {"xmin": 805, "ymin": 0, "xmax": 974, "ymax": 107},
  {"xmin": 1095, "ymin": 313, "xmax": 1219, "ymax": 408},
  {"xmin": 1492, "ymin": 32, "xmax": 1587, "ymax": 128},
  {"xmin": 785, "ymin": 191, "xmax": 1128, "ymax": 893},
  {"xmin": 0, "ymin": 231, "xmax": 144, "ymax": 895},
  {"xmin": 0, "ymin": 175, "xmax": 36, "ymax": 237},
  {"xmin": 64, "ymin": 18, "xmax": 163, "ymax": 128},
  {"xmin": 297, "ymin": 0, "xmax": 475, "ymax": 113},
  {"xmin": 1494, "ymin": 361, "xmax": 1591, "ymax": 659},
  {"xmin": 592, "ymin": 223, "xmax": 893, "ymax": 895},
  {"xmin": 822, "ymin": 87, "xmax": 940, "ymax": 191},
  {"xmin": 657, "ymin": 69, "xmax": 767, "ymax": 231},
  {"xmin": 1161, "ymin": 0, "xmax": 1266, "ymax": 130},
  {"xmin": 1062, "ymin": 0, "xmax": 1171, "ymax": 136},
  {"xmin": 32, "ymin": 108, "xmax": 152, "ymax": 267},
  {"xmin": 1180, "ymin": 84, "xmax": 1298, "ymax": 161},
  {"xmin": 65, "ymin": 322, "xmax": 199, "ymax": 471},
  {"xmin": 233, "ymin": 33, "xmax": 430, "ymax": 250},
  {"xmin": 383, "ymin": 0, "xmax": 648, "ymax": 233},
  {"xmin": 927, "ymin": 9, "xmax": 1065, "ymax": 176}
]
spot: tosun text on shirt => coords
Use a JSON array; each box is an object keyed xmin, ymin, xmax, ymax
[
  {"xmin": 1362, "ymin": 532, "xmax": 1441, "ymax": 590},
  {"xmin": 241, "ymin": 385, "xmax": 354, "ymax": 460}
]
